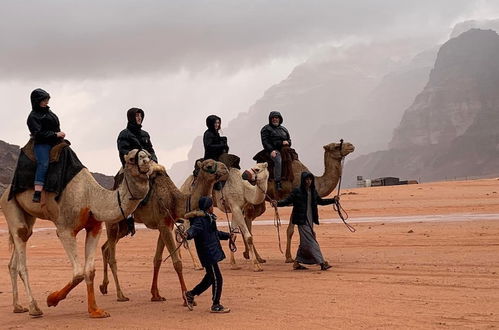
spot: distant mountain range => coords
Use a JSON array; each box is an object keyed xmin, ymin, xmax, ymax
[{"xmin": 0, "ymin": 140, "xmax": 114, "ymax": 196}]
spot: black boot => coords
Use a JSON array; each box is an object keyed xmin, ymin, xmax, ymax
[{"xmin": 32, "ymin": 191, "xmax": 42, "ymax": 203}]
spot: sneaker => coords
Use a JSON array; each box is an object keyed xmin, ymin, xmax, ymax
[
  {"xmin": 210, "ymin": 304, "xmax": 231, "ymax": 313},
  {"xmin": 183, "ymin": 291, "xmax": 194, "ymax": 311},
  {"xmin": 320, "ymin": 262, "xmax": 332, "ymax": 271},
  {"xmin": 32, "ymin": 191, "xmax": 42, "ymax": 203}
]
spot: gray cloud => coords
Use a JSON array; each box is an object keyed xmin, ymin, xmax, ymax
[{"xmin": 0, "ymin": 0, "xmax": 480, "ymax": 79}]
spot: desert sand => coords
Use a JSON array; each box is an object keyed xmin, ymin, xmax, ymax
[{"xmin": 1, "ymin": 178, "xmax": 499, "ymax": 329}]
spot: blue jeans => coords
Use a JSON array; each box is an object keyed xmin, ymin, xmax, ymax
[
  {"xmin": 271, "ymin": 151, "xmax": 282, "ymax": 182},
  {"xmin": 34, "ymin": 144, "xmax": 51, "ymax": 186}
]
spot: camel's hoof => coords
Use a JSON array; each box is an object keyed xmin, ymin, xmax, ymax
[
  {"xmin": 29, "ymin": 302, "xmax": 43, "ymax": 317},
  {"xmin": 253, "ymin": 265, "xmax": 264, "ymax": 272},
  {"xmin": 117, "ymin": 296, "xmax": 130, "ymax": 302},
  {"xmin": 285, "ymin": 258, "xmax": 294, "ymax": 264},
  {"xmin": 46, "ymin": 292, "xmax": 61, "ymax": 307},
  {"xmin": 243, "ymin": 252, "xmax": 250, "ymax": 260},
  {"xmin": 151, "ymin": 296, "xmax": 167, "ymax": 302},
  {"xmin": 13, "ymin": 305, "xmax": 29, "ymax": 313},
  {"xmin": 257, "ymin": 258, "xmax": 267, "ymax": 263},
  {"xmin": 230, "ymin": 265, "xmax": 242, "ymax": 270},
  {"xmin": 99, "ymin": 284, "xmax": 108, "ymax": 295},
  {"xmin": 89, "ymin": 309, "xmax": 111, "ymax": 318}
]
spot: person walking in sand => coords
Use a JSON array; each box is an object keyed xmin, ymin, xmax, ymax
[
  {"xmin": 183, "ymin": 196, "xmax": 233, "ymax": 313},
  {"xmin": 273, "ymin": 171, "xmax": 336, "ymax": 270}
]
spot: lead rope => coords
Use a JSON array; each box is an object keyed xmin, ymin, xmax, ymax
[
  {"xmin": 333, "ymin": 139, "xmax": 356, "ymax": 233},
  {"xmin": 159, "ymin": 201, "xmax": 190, "ymax": 263},
  {"xmin": 220, "ymin": 187, "xmax": 238, "ymax": 253}
]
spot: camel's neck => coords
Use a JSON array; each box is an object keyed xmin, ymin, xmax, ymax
[
  {"xmin": 189, "ymin": 177, "xmax": 215, "ymax": 211},
  {"xmin": 315, "ymin": 152, "xmax": 343, "ymax": 197},
  {"xmin": 243, "ymin": 177, "xmax": 267, "ymax": 205},
  {"xmin": 85, "ymin": 169, "xmax": 149, "ymax": 222}
]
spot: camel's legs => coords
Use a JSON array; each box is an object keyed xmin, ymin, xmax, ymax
[
  {"xmin": 245, "ymin": 218, "xmax": 266, "ymax": 263},
  {"xmin": 3, "ymin": 196, "xmax": 42, "ymax": 317},
  {"xmin": 184, "ymin": 240, "xmax": 203, "ymax": 270},
  {"xmin": 232, "ymin": 207, "xmax": 262, "ymax": 272},
  {"xmin": 150, "ymin": 232, "xmax": 167, "ymax": 301},
  {"xmin": 9, "ymin": 250, "xmax": 28, "ymax": 313},
  {"xmin": 285, "ymin": 222, "xmax": 296, "ymax": 263},
  {"xmin": 46, "ymin": 229, "xmax": 85, "ymax": 308},
  {"xmin": 84, "ymin": 226, "xmax": 110, "ymax": 318},
  {"xmin": 99, "ymin": 240, "xmax": 110, "ymax": 295},
  {"xmin": 159, "ymin": 225, "xmax": 188, "ymax": 304}
]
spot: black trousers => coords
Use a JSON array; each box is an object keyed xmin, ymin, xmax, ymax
[{"xmin": 191, "ymin": 262, "xmax": 223, "ymax": 305}]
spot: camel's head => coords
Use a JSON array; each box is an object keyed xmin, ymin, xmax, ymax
[
  {"xmin": 241, "ymin": 162, "xmax": 269, "ymax": 184},
  {"xmin": 196, "ymin": 159, "xmax": 229, "ymax": 182},
  {"xmin": 124, "ymin": 149, "xmax": 152, "ymax": 177},
  {"xmin": 323, "ymin": 141, "xmax": 355, "ymax": 159}
]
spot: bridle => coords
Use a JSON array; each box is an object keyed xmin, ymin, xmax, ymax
[{"xmin": 332, "ymin": 139, "xmax": 356, "ymax": 233}]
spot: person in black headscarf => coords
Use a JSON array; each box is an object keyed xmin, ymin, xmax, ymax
[
  {"xmin": 203, "ymin": 115, "xmax": 229, "ymax": 161},
  {"xmin": 27, "ymin": 88, "xmax": 65, "ymax": 202},
  {"xmin": 116, "ymin": 107, "xmax": 157, "ymax": 235},
  {"xmin": 260, "ymin": 111, "xmax": 291, "ymax": 191},
  {"xmin": 117, "ymin": 107, "xmax": 157, "ymax": 166},
  {"xmin": 273, "ymin": 172, "xmax": 336, "ymax": 271}
]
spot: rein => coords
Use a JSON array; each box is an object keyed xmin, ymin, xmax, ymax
[
  {"xmin": 219, "ymin": 187, "xmax": 238, "ymax": 253},
  {"xmin": 333, "ymin": 139, "xmax": 356, "ymax": 233}
]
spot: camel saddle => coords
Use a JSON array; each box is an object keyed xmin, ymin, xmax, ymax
[
  {"xmin": 253, "ymin": 146, "xmax": 298, "ymax": 182},
  {"xmin": 8, "ymin": 139, "xmax": 85, "ymax": 201}
]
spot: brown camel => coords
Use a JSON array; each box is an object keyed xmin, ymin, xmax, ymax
[
  {"xmin": 99, "ymin": 159, "xmax": 229, "ymax": 302},
  {"xmin": 180, "ymin": 162, "xmax": 269, "ymax": 272},
  {"xmin": 0, "ymin": 149, "xmax": 156, "ymax": 318},
  {"xmin": 243, "ymin": 141, "xmax": 355, "ymax": 263}
]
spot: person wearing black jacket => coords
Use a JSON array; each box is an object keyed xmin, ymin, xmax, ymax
[
  {"xmin": 27, "ymin": 88, "xmax": 66, "ymax": 203},
  {"xmin": 203, "ymin": 115, "xmax": 228, "ymax": 161},
  {"xmin": 260, "ymin": 111, "xmax": 291, "ymax": 191},
  {"xmin": 274, "ymin": 172, "xmax": 336, "ymax": 271},
  {"xmin": 117, "ymin": 107, "xmax": 157, "ymax": 166},
  {"xmin": 183, "ymin": 196, "xmax": 232, "ymax": 313}
]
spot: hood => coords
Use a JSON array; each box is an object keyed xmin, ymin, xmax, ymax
[
  {"xmin": 127, "ymin": 107, "xmax": 145, "ymax": 124},
  {"xmin": 300, "ymin": 171, "xmax": 315, "ymax": 191},
  {"xmin": 30, "ymin": 88, "xmax": 50, "ymax": 111},
  {"xmin": 268, "ymin": 111, "xmax": 283, "ymax": 126},
  {"xmin": 199, "ymin": 196, "xmax": 213, "ymax": 211},
  {"xmin": 206, "ymin": 115, "xmax": 221, "ymax": 131},
  {"xmin": 184, "ymin": 210, "xmax": 205, "ymax": 219}
]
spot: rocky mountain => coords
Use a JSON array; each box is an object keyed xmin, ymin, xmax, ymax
[
  {"xmin": 345, "ymin": 29, "xmax": 499, "ymax": 185},
  {"xmin": 169, "ymin": 41, "xmax": 435, "ymax": 182},
  {"xmin": 0, "ymin": 139, "xmax": 114, "ymax": 195}
]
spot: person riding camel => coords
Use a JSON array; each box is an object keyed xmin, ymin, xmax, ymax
[
  {"xmin": 116, "ymin": 107, "xmax": 157, "ymax": 235},
  {"xmin": 260, "ymin": 111, "xmax": 291, "ymax": 191},
  {"xmin": 117, "ymin": 107, "xmax": 157, "ymax": 166},
  {"xmin": 27, "ymin": 88, "xmax": 66, "ymax": 203},
  {"xmin": 203, "ymin": 115, "xmax": 229, "ymax": 161}
]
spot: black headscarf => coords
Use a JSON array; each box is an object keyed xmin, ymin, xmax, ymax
[
  {"xmin": 126, "ymin": 107, "xmax": 145, "ymax": 136},
  {"xmin": 206, "ymin": 115, "xmax": 221, "ymax": 132},
  {"xmin": 30, "ymin": 88, "xmax": 51, "ymax": 112}
]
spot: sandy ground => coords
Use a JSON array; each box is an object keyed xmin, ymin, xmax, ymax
[{"xmin": 1, "ymin": 178, "xmax": 499, "ymax": 329}]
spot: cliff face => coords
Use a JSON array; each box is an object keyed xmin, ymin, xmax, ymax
[
  {"xmin": 0, "ymin": 140, "xmax": 114, "ymax": 195},
  {"xmin": 345, "ymin": 29, "xmax": 499, "ymax": 185}
]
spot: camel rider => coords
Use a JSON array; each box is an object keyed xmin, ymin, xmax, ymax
[
  {"xmin": 27, "ymin": 88, "xmax": 66, "ymax": 203},
  {"xmin": 260, "ymin": 111, "xmax": 291, "ymax": 191},
  {"xmin": 117, "ymin": 107, "xmax": 157, "ymax": 235},
  {"xmin": 117, "ymin": 107, "xmax": 158, "ymax": 166},
  {"xmin": 203, "ymin": 115, "xmax": 228, "ymax": 161},
  {"xmin": 203, "ymin": 115, "xmax": 229, "ymax": 190}
]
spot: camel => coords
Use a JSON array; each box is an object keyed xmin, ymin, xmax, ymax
[
  {"xmin": 180, "ymin": 162, "xmax": 269, "ymax": 272},
  {"xmin": 243, "ymin": 141, "xmax": 355, "ymax": 263},
  {"xmin": 99, "ymin": 159, "xmax": 229, "ymax": 302},
  {"xmin": 0, "ymin": 149, "xmax": 157, "ymax": 318}
]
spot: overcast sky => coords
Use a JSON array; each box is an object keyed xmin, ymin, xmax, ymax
[{"xmin": 1, "ymin": 0, "xmax": 499, "ymax": 175}]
